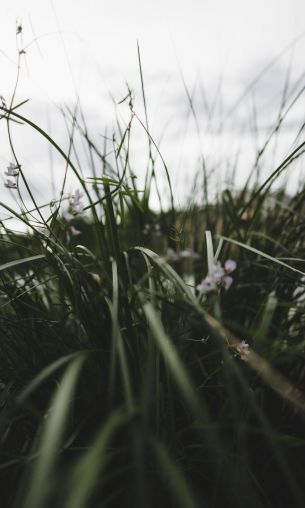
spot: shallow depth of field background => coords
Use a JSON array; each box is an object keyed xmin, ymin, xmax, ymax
[
  {"xmin": 2, "ymin": 3, "xmax": 305, "ymax": 508},
  {"xmin": 1, "ymin": 0, "xmax": 305, "ymax": 219}
]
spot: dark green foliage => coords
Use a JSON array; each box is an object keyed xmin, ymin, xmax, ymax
[{"xmin": 0, "ymin": 76, "xmax": 305, "ymax": 508}]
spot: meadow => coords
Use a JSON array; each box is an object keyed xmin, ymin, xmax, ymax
[{"xmin": 0, "ymin": 46, "xmax": 305, "ymax": 508}]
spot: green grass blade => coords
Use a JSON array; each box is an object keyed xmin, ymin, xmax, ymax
[
  {"xmin": 150, "ymin": 436, "xmax": 201, "ymax": 508},
  {"xmin": 221, "ymin": 235, "xmax": 305, "ymax": 276},
  {"xmin": 21, "ymin": 355, "xmax": 86, "ymax": 508},
  {"xmin": 17, "ymin": 352, "xmax": 85, "ymax": 405},
  {"xmin": 0, "ymin": 254, "xmax": 45, "ymax": 273},
  {"xmin": 63, "ymin": 409, "xmax": 127, "ymax": 508},
  {"xmin": 141, "ymin": 298, "xmax": 202, "ymax": 418}
]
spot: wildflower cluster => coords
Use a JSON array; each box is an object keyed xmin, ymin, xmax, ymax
[
  {"xmin": 4, "ymin": 162, "xmax": 20, "ymax": 189},
  {"xmin": 197, "ymin": 259, "xmax": 237, "ymax": 295}
]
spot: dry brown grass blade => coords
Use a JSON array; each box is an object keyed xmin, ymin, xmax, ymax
[{"xmin": 202, "ymin": 310, "xmax": 305, "ymax": 419}]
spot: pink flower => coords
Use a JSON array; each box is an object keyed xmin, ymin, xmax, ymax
[
  {"xmin": 73, "ymin": 202, "xmax": 84, "ymax": 214},
  {"xmin": 223, "ymin": 275, "xmax": 233, "ymax": 289},
  {"xmin": 71, "ymin": 189, "xmax": 84, "ymax": 214},
  {"xmin": 63, "ymin": 210, "xmax": 74, "ymax": 222},
  {"xmin": 197, "ymin": 276, "xmax": 216, "ymax": 295},
  {"xmin": 236, "ymin": 340, "xmax": 250, "ymax": 361},
  {"xmin": 5, "ymin": 179, "xmax": 17, "ymax": 189},
  {"xmin": 74, "ymin": 189, "xmax": 82, "ymax": 201},
  {"xmin": 197, "ymin": 259, "xmax": 237, "ymax": 296},
  {"xmin": 224, "ymin": 259, "xmax": 237, "ymax": 273},
  {"xmin": 213, "ymin": 261, "xmax": 225, "ymax": 282},
  {"xmin": 5, "ymin": 163, "xmax": 19, "ymax": 176}
]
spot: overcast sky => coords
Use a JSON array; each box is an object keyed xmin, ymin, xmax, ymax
[{"xmin": 1, "ymin": 0, "xmax": 305, "ymax": 222}]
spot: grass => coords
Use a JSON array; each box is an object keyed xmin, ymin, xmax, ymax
[{"xmin": 0, "ymin": 42, "xmax": 305, "ymax": 508}]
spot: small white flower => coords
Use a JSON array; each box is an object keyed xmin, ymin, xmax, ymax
[
  {"xmin": 5, "ymin": 179, "xmax": 17, "ymax": 189},
  {"xmin": 236, "ymin": 340, "xmax": 250, "ymax": 361},
  {"xmin": 5, "ymin": 163, "xmax": 19, "ymax": 176}
]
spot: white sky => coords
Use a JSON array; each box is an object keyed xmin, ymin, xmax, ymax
[{"xmin": 1, "ymin": 0, "xmax": 305, "ymax": 223}]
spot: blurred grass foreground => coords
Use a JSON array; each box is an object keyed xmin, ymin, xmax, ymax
[{"xmin": 1, "ymin": 40, "xmax": 305, "ymax": 508}]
